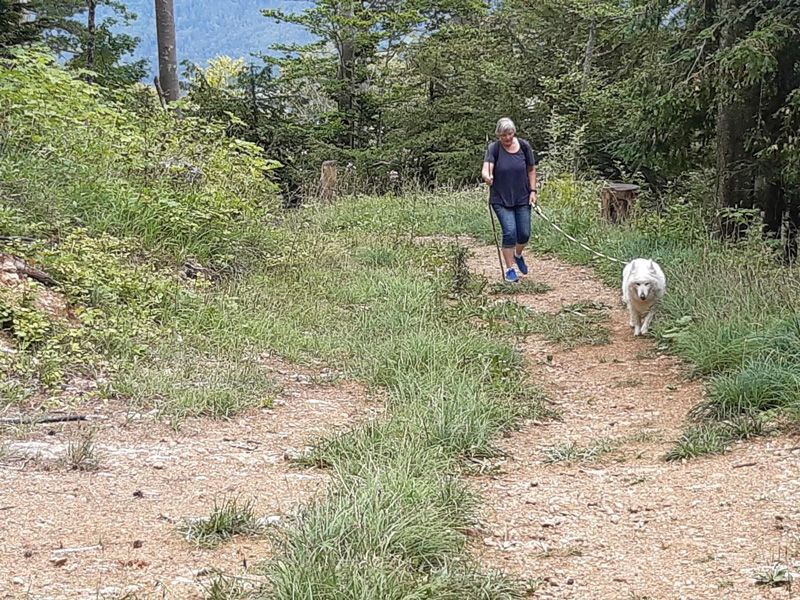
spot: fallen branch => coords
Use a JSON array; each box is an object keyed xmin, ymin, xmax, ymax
[
  {"xmin": 14, "ymin": 259, "xmax": 58, "ymax": 287},
  {"xmin": 0, "ymin": 236, "xmax": 38, "ymax": 244},
  {"xmin": 732, "ymin": 461, "xmax": 757, "ymax": 469},
  {"xmin": 0, "ymin": 254, "xmax": 59, "ymax": 287},
  {"xmin": 0, "ymin": 415, "xmax": 87, "ymax": 425}
]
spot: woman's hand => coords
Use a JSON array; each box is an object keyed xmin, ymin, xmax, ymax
[
  {"xmin": 483, "ymin": 175, "xmax": 494, "ymax": 186},
  {"xmin": 529, "ymin": 190, "xmax": 538, "ymax": 206}
]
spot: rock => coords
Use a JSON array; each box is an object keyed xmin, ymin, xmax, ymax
[
  {"xmin": 8, "ymin": 441, "xmax": 64, "ymax": 461},
  {"xmin": 50, "ymin": 556, "xmax": 67, "ymax": 567},
  {"xmin": 541, "ymin": 518, "xmax": 562, "ymax": 528},
  {"xmin": 12, "ymin": 577, "xmax": 24, "ymax": 585},
  {"xmin": 258, "ymin": 515, "xmax": 282, "ymax": 527},
  {"xmin": 283, "ymin": 446, "xmax": 314, "ymax": 461}
]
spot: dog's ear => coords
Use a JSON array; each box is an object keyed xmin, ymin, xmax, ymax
[{"xmin": 648, "ymin": 260, "xmax": 656, "ymax": 272}]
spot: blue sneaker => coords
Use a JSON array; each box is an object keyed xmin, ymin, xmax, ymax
[
  {"xmin": 514, "ymin": 254, "xmax": 528, "ymax": 275},
  {"xmin": 505, "ymin": 268, "xmax": 519, "ymax": 283}
]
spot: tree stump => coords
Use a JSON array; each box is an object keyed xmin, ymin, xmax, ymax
[
  {"xmin": 320, "ymin": 160, "xmax": 338, "ymax": 201},
  {"xmin": 601, "ymin": 183, "xmax": 640, "ymax": 224}
]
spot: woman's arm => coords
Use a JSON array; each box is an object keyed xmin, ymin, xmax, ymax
[
  {"xmin": 482, "ymin": 161, "xmax": 494, "ymax": 185},
  {"xmin": 528, "ymin": 165, "xmax": 538, "ymax": 205}
]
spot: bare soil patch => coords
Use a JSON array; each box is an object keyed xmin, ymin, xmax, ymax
[{"xmin": 1, "ymin": 356, "xmax": 377, "ymax": 599}]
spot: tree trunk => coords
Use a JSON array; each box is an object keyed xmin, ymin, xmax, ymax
[
  {"xmin": 86, "ymin": 0, "xmax": 96, "ymax": 73},
  {"xmin": 754, "ymin": 39, "xmax": 800, "ymax": 234},
  {"xmin": 154, "ymin": 0, "xmax": 179, "ymax": 103},
  {"xmin": 582, "ymin": 17, "xmax": 596, "ymax": 91},
  {"xmin": 336, "ymin": 0, "xmax": 355, "ymax": 148},
  {"xmin": 715, "ymin": 0, "xmax": 758, "ymax": 234}
]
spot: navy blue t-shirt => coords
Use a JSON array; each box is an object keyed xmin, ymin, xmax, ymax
[{"xmin": 484, "ymin": 139, "xmax": 537, "ymax": 207}]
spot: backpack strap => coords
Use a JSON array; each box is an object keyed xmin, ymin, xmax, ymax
[
  {"xmin": 519, "ymin": 138, "xmax": 536, "ymax": 165},
  {"xmin": 490, "ymin": 140, "xmax": 500, "ymax": 163}
]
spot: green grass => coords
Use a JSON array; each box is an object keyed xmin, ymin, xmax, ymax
[
  {"xmin": 528, "ymin": 302, "xmax": 611, "ymax": 349},
  {"xmin": 63, "ymin": 427, "xmax": 100, "ymax": 471},
  {"xmin": 180, "ymin": 497, "xmax": 263, "ymax": 548},
  {"xmin": 180, "ymin": 198, "xmax": 539, "ymax": 598},
  {"xmin": 115, "ymin": 339, "xmax": 277, "ymax": 420},
  {"xmin": 543, "ymin": 438, "xmax": 616, "ymax": 464}
]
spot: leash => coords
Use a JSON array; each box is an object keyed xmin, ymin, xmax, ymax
[{"xmin": 533, "ymin": 204, "xmax": 626, "ymax": 265}]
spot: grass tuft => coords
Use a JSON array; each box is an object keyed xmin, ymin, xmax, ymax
[
  {"xmin": 63, "ymin": 428, "xmax": 100, "ymax": 471},
  {"xmin": 180, "ymin": 497, "xmax": 262, "ymax": 548}
]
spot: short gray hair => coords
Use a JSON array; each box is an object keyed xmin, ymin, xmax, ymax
[{"xmin": 495, "ymin": 117, "xmax": 516, "ymax": 136}]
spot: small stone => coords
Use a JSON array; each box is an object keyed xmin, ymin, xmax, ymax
[
  {"xmin": 283, "ymin": 448, "xmax": 302, "ymax": 461},
  {"xmin": 12, "ymin": 577, "xmax": 24, "ymax": 585},
  {"xmin": 566, "ymin": 578, "xmax": 575, "ymax": 585},
  {"xmin": 50, "ymin": 556, "xmax": 68, "ymax": 567},
  {"xmin": 23, "ymin": 550, "xmax": 33, "ymax": 558},
  {"xmin": 541, "ymin": 518, "xmax": 562, "ymax": 528},
  {"xmin": 132, "ymin": 540, "xmax": 144, "ymax": 549}
]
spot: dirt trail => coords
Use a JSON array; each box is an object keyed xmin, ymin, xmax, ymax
[
  {"xmin": 0, "ymin": 357, "xmax": 377, "ymax": 599},
  {"xmin": 468, "ymin": 246, "xmax": 800, "ymax": 600}
]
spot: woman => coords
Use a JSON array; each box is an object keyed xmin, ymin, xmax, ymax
[{"xmin": 481, "ymin": 117, "xmax": 538, "ymax": 282}]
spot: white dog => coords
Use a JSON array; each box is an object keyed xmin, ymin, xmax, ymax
[{"xmin": 621, "ymin": 258, "xmax": 666, "ymax": 336}]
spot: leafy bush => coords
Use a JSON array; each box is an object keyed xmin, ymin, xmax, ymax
[
  {"xmin": 0, "ymin": 49, "xmax": 281, "ymax": 271},
  {"xmin": 0, "ymin": 49, "xmax": 283, "ymax": 407}
]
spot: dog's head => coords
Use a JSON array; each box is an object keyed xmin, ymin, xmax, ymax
[
  {"xmin": 630, "ymin": 279, "xmax": 656, "ymax": 301},
  {"xmin": 624, "ymin": 259, "xmax": 665, "ymax": 303}
]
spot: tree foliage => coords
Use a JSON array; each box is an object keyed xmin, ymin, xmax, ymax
[{"xmin": 2, "ymin": 0, "xmax": 147, "ymax": 85}]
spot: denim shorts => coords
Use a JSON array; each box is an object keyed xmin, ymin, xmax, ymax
[{"xmin": 491, "ymin": 204, "xmax": 531, "ymax": 248}]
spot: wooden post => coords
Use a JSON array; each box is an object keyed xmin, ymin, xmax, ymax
[
  {"xmin": 320, "ymin": 161, "xmax": 338, "ymax": 201},
  {"xmin": 601, "ymin": 183, "xmax": 640, "ymax": 224}
]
